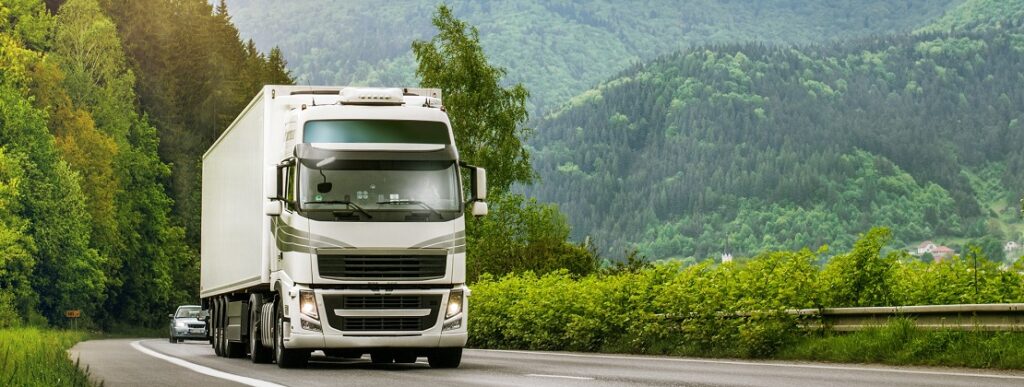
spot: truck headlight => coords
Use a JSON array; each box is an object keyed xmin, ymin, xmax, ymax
[
  {"xmin": 299, "ymin": 290, "xmax": 319, "ymax": 320},
  {"xmin": 445, "ymin": 289, "xmax": 463, "ymax": 319}
]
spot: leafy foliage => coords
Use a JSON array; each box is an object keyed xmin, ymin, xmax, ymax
[
  {"xmin": 0, "ymin": 0, "xmax": 288, "ymax": 328},
  {"xmin": 920, "ymin": 0, "xmax": 1024, "ymax": 33},
  {"xmin": 412, "ymin": 6, "xmax": 597, "ymax": 282},
  {"xmin": 466, "ymin": 194, "xmax": 597, "ymax": 283},
  {"xmin": 470, "ymin": 228, "xmax": 1024, "ymax": 357},
  {"xmin": 412, "ymin": 5, "xmax": 532, "ymax": 194},
  {"xmin": 100, "ymin": 0, "xmax": 293, "ymax": 248}
]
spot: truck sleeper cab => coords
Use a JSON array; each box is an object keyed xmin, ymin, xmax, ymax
[{"xmin": 200, "ymin": 86, "xmax": 487, "ymax": 368}]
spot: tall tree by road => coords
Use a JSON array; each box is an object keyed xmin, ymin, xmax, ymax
[
  {"xmin": 412, "ymin": 5, "xmax": 596, "ymax": 281},
  {"xmin": 412, "ymin": 5, "xmax": 533, "ymax": 195}
]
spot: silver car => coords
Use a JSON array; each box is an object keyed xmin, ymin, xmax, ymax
[{"xmin": 168, "ymin": 305, "xmax": 207, "ymax": 343}]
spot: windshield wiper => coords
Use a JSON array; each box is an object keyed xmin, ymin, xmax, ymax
[
  {"xmin": 376, "ymin": 199, "xmax": 444, "ymax": 220},
  {"xmin": 303, "ymin": 200, "xmax": 373, "ymax": 219}
]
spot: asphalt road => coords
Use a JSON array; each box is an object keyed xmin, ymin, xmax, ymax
[{"xmin": 68, "ymin": 339, "xmax": 1024, "ymax": 387}]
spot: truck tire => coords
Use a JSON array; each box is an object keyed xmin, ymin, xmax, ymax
[
  {"xmin": 274, "ymin": 300, "xmax": 309, "ymax": 368},
  {"xmin": 394, "ymin": 352, "xmax": 417, "ymax": 364},
  {"xmin": 370, "ymin": 352, "xmax": 394, "ymax": 364},
  {"xmin": 213, "ymin": 298, "xmax": 224, "ymax": 357},
  {"xmin": 218, "ymin": 298, "xmax": 230, "ymax": 357},
  {"xmin": 249, "ymin": 295, "xmax": 272, "ymax": 363},
  {"xmin": 427, "ymin": 348, "xmax": 462, "ymax": 369}
]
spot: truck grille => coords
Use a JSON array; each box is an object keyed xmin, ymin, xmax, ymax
[
  {"xmin": 343, "ymin": 295, "xmax": 426, "ymax": 309},
  {"xmin": 322, "ymin": 294, "xmax": 442, "ymax": 332},
  {"xmin": 318, "ymin": 254, "xmax": 447, "ymax": 280},
  {"xmin": 343, "ymin": 317, "xmax": 422, "ymax": 331}
]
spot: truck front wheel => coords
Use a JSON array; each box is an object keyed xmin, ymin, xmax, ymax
[
  {"xmin": 427, "ymin": 348, "xmax": 462, "ymax": 369},
  {"xmin": 249, "ymin": 295, "xmax": 272, "ymax": 363},
  {"xmin": 274, "ymin": 300, "xmax": 309, "ymax": 368}
]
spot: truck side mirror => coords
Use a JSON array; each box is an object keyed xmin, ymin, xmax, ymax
[
  {"xmin": 472, "ymin": 167, "xmax": 487, "ymax": 201},
  {"xmin": 471, "ymin": 201, "xmax": 488, "ymax": 217},
  {"xmin": 265, "ymin": 200, "xmax": 283, "ymax": 216},
  {"xmin": 460, "ymin": 163, "xmax": 488, "ymax": 217}
]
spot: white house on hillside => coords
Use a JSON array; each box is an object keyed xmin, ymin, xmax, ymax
[
  {"xmin": 1005, "ymin": 241, "xmax": 1020, "ymax": 252},
  {"xmin": 917, "ymin": 241, "xmax": 937, "ymax": 255}
]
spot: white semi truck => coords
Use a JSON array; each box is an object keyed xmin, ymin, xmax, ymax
[{"xmin": 201, "ymin": 85, "xmax": 487, "ymax": 368}]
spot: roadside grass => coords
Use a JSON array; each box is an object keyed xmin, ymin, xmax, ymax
[
  {"xmin": 0, "ymin": 327, "xmax": 95, "ymax": 386},
  {"xmin": 776, "ymin": 320, "xmax": 1024, "ymax": 369}
]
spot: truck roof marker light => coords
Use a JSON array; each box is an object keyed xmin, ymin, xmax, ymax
[{"xmin": 339, "ymin": 87, "xmax": 405, "ymax": 105}]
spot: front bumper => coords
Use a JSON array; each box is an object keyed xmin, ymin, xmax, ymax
[
  {"xmin": 280, "ymin": 286, "xmax": 469, "ymax": 350},
  {"xmin": 286, "ymin": 330, "xmax": 467, "ymax": 349},
  {"xmin": 172, "ymin": 328, "xmax": 208, "ymax": 339}
]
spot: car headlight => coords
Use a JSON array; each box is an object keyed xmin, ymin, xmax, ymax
[
  {"xmin": 174, "ymin": 321, "xmax": 187, "ymax": 328},
  {"xmin": 299, "ymin": 290, "xmax": 319, "ymax": 319},
  {"xmin": 445, "ymin": 289, "xmax": 463, "ymax": 319}
]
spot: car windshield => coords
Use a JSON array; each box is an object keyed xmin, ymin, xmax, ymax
[
  {"xmin": 299, "ymin": 159, "xmax": 461, "ymax": 216},
  {"xmin": 175, "ymin": 307, "xmax": 201, "ymax": 318}
]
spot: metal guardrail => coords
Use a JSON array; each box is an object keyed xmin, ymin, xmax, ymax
[
  {"xmin": 798, "ymin": 303, "xmax": 1024, "ymax": 331},
  {"xmin": 659, "ymin": 304, "xmax": 1024, "ymax": 331}
]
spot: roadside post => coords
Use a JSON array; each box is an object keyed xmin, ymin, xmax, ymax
[{"xmin": 65, "ymin": 309, "xmax": 81, "ymax": 330}]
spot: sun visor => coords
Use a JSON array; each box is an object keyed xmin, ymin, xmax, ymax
[{"xmin": 294, "ymin": 143, "xmax": 457, "ymax": 167}]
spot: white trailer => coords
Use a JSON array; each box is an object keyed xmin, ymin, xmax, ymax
[{"xmin": 201, "ymin": 85, "xmax": 487, "ymax": 368}]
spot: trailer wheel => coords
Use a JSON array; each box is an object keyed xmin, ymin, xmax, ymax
[
  {"xmin": 212, "ymin": 298, "xmax": 224, "ymax": 357},
  {"xmin": 249, "ymin": 295, "xmax": 273, "ymax": 363},
  {"xmin": 427, "ymin": 348, "xmax": 462, "ymax": 369},
  {"xmin": 219, "ymin": 297, "xmax": 230, "ymax": 357},
  {"xmin": 274, "ymin": 299, "xmax": 309, "ymax": 368}
]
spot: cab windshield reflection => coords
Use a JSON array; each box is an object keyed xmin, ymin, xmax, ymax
[{"xmin": 299, "ymin": 160, "xmax": 461, "ymax": 218}]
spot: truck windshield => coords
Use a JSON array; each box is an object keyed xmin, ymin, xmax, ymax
[{"xmin": 299, "ymin": 160, "xmax": 461, "ymax": 221}]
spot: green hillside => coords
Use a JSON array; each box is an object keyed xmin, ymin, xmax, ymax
[
  {"xmin": 223, "ymin": 0, "xmax": 956, "ymax": 111},
  {"xmin": 525, "ymin": 29, "xmax": 1024, "ymax": 259},
  {"xmin": 921, "ymin": 0, "xmax": 1024, "ymax": 32}
]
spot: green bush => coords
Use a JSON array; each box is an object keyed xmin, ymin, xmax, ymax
[{"xmin": 469, "ymin": 227, "xmax": 1024, "ymax": 362}]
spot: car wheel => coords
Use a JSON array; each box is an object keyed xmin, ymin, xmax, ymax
[{"xmin": 169, "ymin": 335, "xmax": 176, "ymax": 344}]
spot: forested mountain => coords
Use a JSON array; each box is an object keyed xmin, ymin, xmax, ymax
[
  {"xmin": 222, "ymin": 0, "xmax": 956, "ymax": 111},
  {"xmin": 921, "ymin": 0, "xmax": 1024, "ymax": 33},
  {"xmin": 525, "ymin": 26, "xmax": 1024, "ymax": 260},
  {"xmin": 0, "ymin": 0, "xmax": 289, "ymax": 328}
]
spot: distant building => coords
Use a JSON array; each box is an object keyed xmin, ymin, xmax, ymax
[
  {"xmin": 1005, "ymin": 241, "xmax": 1020, "ymax": 252},
  {"xmin": 917, "ymin": 241, "xmax": 937, "ymax": 255},
  {"xmin": 721, "ymin": 253, "xmax": 733, "ymax": 263},
  {"xmin": 931, "ymin": 246, "xmax": 956, "ymax": 262}
]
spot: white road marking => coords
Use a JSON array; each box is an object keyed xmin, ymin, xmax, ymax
[
  {"xmin": 130, "ymin": 340, "xmax": 286, "ymax": 387},
  {"xmin": 526, "ymin": 373, "xmax": 595, "ymax": 380},
  {"xmin": 478, "ymin": 349, "xmax": 1024, "ymax": 380}
]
